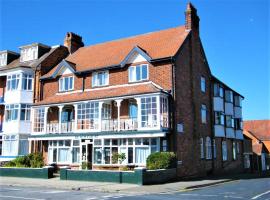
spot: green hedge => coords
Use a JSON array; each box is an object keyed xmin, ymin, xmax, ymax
[
  {"xmin": 4, "ymin": 153, "xmax": 44, "ymax": 168},
  {"xmin": 146, "ymin": 152, "xmax": 177, "ymax": 170}
]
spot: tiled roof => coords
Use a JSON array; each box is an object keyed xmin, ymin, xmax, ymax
[
  {"xmin": 0, "ymin": 46, "xmax": 62, "ymax": 72},
  {"xmin": 243, "ymin": 120, "xmax": 270, "ymax": 141},
  {"xmin": 263, "ymin": 141, "xmax": 270, "ymax": 153},
  {"xmin": 34, "ymin": 82, "xmax": 164, "ymax": 106},
  {"xmin": 243, "ymin": 130, "xmax": 263, "ymax": 155},
  {"xmin": 55, "ymin": 26, "xmax": 189, "ymax": 73}
]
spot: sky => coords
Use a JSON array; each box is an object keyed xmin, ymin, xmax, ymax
[{"xmin": 0, "ymin": 0, "xmax": 269, "ymax": 120}]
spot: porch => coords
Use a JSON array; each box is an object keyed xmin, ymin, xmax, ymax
[{"xmin": 32, "ymin": 94, "xmax": 169, "ymax": 134}]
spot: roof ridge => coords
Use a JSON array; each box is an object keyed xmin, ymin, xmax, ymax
[{"xmin": 79, "ymin": 25, "xmax": 185, "ymax": 50}]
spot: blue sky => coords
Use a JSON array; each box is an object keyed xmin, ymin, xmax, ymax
[{"xmin": 0, "ymin": 0, "xmax": 269, "ymax": 120}]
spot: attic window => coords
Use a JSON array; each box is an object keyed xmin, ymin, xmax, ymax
[
  {"xmin": 20, "ymin": 46, "xmax": 38, "ymax": 62},
  {"xmin": 0, "ymin": 53, "xmax": 7, "ymax": 66}
]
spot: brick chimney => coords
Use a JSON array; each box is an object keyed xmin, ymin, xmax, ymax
[
  {"xmin": 185, "ymin": 2, "xmax": 200, "ymax": 35},
  {"xmin": 64, "ymin": 32, "xmax": 84, "ymax": 54}
]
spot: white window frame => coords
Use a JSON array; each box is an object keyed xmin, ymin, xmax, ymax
[
  {"xmin": 33, "ymin": 108, "xmax": 45, "ymax": 132},
  {"xmin": 141, "ymin": 96, "xmax": 158, "ymax": 128},
  {"xmin": 48, "ymin": 140, "xmax": 72, "ymax": 164},
  {"xmin": 7, "ymin": 74, "xmax": 20, "ymax": 91},
  {"xmin": 59, "ymin": 76, "xmax": 74, "ymax": 92},
  {"xmin": 92, "ymin": 70, "xmax": 109, "ymax": 87},
  {"xmin": 22, "ymin": 73, "xmax": 33, "ymax": 91},
  {"xmin": 20, "ymin": 104, "xmax": 31, "ymax": 121},
  {"xmin": 77, "ymin": 102, "xmax": 99, "ymax": 130},
  {"xmin": 5, "ymin": 104, "xmax": 19, "ymax": 121},
  {"xmin": 128, "ymin": 64, "xmax": 148, "ymax": 82}
]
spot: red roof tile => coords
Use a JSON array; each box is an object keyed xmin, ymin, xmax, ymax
[
  {"xmin": 243, "ymin": 120, "xmax": 270, "ymax": 141},
  {"xmin": 54, "ymin": 26, "xmax": 189, "ymax": 73},
  {"xmin": 35, "ymin": 82, "xmax": 163, "ymax": 106}
]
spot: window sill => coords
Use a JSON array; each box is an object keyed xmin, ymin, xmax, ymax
[{"xmin": 92, "ymin": 84, "xmax": 109, "ymax": 89}]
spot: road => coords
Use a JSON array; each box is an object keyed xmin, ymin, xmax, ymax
[{"xmin": 0, "ymin": 177, "xmax": 269, "ymax": 200}]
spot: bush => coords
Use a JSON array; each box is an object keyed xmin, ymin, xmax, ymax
[
  {"xmin": 146, "ymin": 152, "xmax": 177, "ymax": 170},
  {"xmin": 4, "ymin": 153, "xmax": 44, "ymax": 168},
  {"xmin": 112, "ymin": 152, "xmax": 126, "ymax": 164},
  {"xmin": 81, "ymin": 162, "xmax": 92, "ymax": 170}
]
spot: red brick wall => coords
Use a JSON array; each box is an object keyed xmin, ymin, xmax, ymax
[{"xmin": 42, "ymin": 62, "xmax": 172, "ymax": 100}]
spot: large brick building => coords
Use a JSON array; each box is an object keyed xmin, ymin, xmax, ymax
[{"xmin": 27, "ymin": 3, "xmax": 244, "ymax": 177}]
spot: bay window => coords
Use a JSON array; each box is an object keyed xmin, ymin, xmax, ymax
[
  {"xmin": 141, "ymin": 97, "xmax": 157, "ymax": 128},
  {"xmin": 7, "ymin": 74, "xmax": 20, "ymax": 91},
  {"xmin": 235, "ymin": 118, "xmax": 243, "ymax": 130},
  {"xmin": 214, "ymin": 111, "xmax": 225, "ymax": 125},
  {"xmin": 59, "ymin": 76, "xmax": 74, "ymax": 92},
  {"xmin": 92, "ymin": 71, "xmax": 109, "ymax": 87},
  {"xmin": 77, "ymin": 102, "xmax": 99, "ymax": 130},
  {"xmin": 20, "ymin": 104, "xmax": 31, "ymax": 121},
  {"xmin": 225, "ymin": 115, "xmax": 234, "ymax": 128},
  {"xmin": 214, "ymin": 83, "xmax": 224, "ymax": 98},
  {"xmin": 234, "ymin": 95, "xmax": 242, "ymax": 107},
  {"xmin": 22, "ymin": 74, "xmax": 33, "ymax": 91},
  {"xmin": 128, "ymin": 64, "xmax": 148, "ymax": 82},
  {"xmin": 225, "ymin": 90, "xmax": 233, "ymax": 103},
  {"xmin": 5, "ymin": 104, "xmax": 19, "ymax": 121},
  {"xmin": 160, "ymin": 96, "xmax": 169, "ymax": 128}
]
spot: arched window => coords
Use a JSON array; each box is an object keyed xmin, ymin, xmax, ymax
[
  {"xmin": 200, "ymin": 138, "xmax": 204, "ymax": 159},
  {"xmin": 205, "ymin": 136, "xmax": 212, "ymax": 159}
]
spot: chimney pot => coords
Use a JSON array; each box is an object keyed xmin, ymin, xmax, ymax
[{"xmin": 64, "ymin": 32, "xmax": 84, "ymax": 54}]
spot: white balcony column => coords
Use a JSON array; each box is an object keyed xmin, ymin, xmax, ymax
[
  {"xmin": 115, "ymin": 99, "xmax": 123, "ymax": 131},
  {"xmin": 98, "ymin": 101, "xmax": 104, "ymax": 131},
  {"xmin": 74, "ymin": 104, "xmax": 78, "ymax": 132},
  {"xmin": 58, "ymin": 106, "xmax": 64, "ymax": 133},
  {"xmin": 135, "ymin": 97, "xmax": 141, "ymax": 129},
  {"xmin": 30, "ymin": 107, "xmax": 35, "ymax": 133},
  {"xmin": 43, "ymin": 107, "xmax": 49, "ymax": 133},
  {"xmin": 156, "ymin": 95, "xmax": 161, "ymax": 129}
]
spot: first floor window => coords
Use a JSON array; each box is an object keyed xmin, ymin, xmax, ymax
[
  {"xmin": 201, "ymin": 104, "xmax": 207, "ymax": 124},
  {"xmin": 215, "ymin": 112, "xmax": 225, "ymax": 125},
  {"xmin": 59, "ymin": 76, "xmax": 74, "ymax": 92},
  {"xmin": 200, "ymin": 138, "xmax": 204, "ymax": 159},
  {"xmin": 222, "ymin": 141, "xmax": 227, "ymax": 161},
  {"xmin": 201, "ymin": 76, "xmax": 206, "ymax": 92},
  {"xmin": 205, "ymin": 137, "xmax": 212, "ymax": 159},
  {"xmin": 7, "ymin": 74, "xmax": 20, "ymax": 91},
  {"xmin": 92, "ymin": 71, "xmax": 109, "ymax": 87},
  {"xmin": 33, "ymin": 108, "xmax": 45, "ymax": 132},
  {"xmin": 232, "ymin": 141, "xmax": 237, "ymax": 160},
  {"xmin": 77, "ymin": 102, "xmax": 99, "ymax": 130},
  {"xmin": 225, "ymin": 90, "xmax": 233, "ymax": 103},
  {"xmin": 20, "ymin": 104, "xmax": 31, "ymax": 121},
  {"xmin": 5, "ymin": 104, "xmax": 19, "ymax": 121},
  {"xmin": 235, "ymin": 118, "xmax": 243, "ymax": 130},
  {"xmin": 214, "ymin": 83, "xmax": 224, "ymax": 98},
  {"xmin": 160, "ymin": 96, "xmax": 169, "ymax": 128},
  {"xmin": 225, "ymin": 115, "xmax": 234, "ymax": 128},
  {"xmin": 128, "ymin": 64, "xmax": 148, "ymax": 82},
  {"xmin": 22, "ymin": 73, "xmax": 33, "ymax": 91},
  {"xmin": 141, "ymin": 97, "xmax": 157, "ymax": 128}
]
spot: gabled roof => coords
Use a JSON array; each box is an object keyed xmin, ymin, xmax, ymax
[
  {"xmin": 47, "ymin": 26, "xmax": 189, "ymax": 74},
  {"xmin": 243, "ymin": 120, "xmax": 270, "ymax": 141},
  {"xmin": 34, "ymin": 82, "xmax": 166, "ymax": 106},
  {"xmin": 0, "ymin": 46, "xmax": 67, "ymax": 72},
  {"xmin": 41, "ymin": 60, "xmax": 76, "ymax": 79}
]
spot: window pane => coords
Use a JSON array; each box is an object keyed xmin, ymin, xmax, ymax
[
  {"xmin": 136, "ymin": 66, "xmax": 140, "ymax": 81},
  {"xmin": 141, "ymin": 65, "xmax": 147, "ymax": 80}
]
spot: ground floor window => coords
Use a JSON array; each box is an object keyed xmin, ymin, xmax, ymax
[
  {"xmin": 93, "ymin": 138, "xmax": 160, "ymax": 165},
  {"xmin": 3, "ymin": 135, "xmax": 17, "ymax": 156},
  {"xmin": 244, "ymin": 154, "xmax": 250, "ymax": 169},
  {"xmin": 222, "ymin": 141, "xmax": 227, "ymax": 161},
  {"xmin": 232, "ymin": 141, "xmax": 237, "ymax": 160},
  {"xmin": 18, "ymin": 139, "xmax": 29, "ymax": 155},
  {"xmin": 48, "ymin": 140, "xmax": 74, "ymax": 164},
  {"xmin": 0, "ymin": 136, "xmax": 2, "ymax": 155}
]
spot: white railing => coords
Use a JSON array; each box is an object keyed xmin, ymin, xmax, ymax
[
  {"xmin": 46, "ymin": 122, "xmax": 59, "ymax": 134},
  {"xmin": 101, "ymin": 118, "xmax": 138, "ymax": 131},
  {"xmin": 61, "ymin": 121, "xmax": 75, "ymax": 133}
]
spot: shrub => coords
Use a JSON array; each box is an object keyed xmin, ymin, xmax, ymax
[
  {"xmin": 81, "ymin": 162, "xmax": 92, "ymax": 170},
  {"xmin": 146, "ymin": 152, "xmax": 177, "ymax": 170},
  {"xmin": 112, "ymin": 152, "xmax": 126, "ymax": 164},
  {"xmin": 3, "ymin": 153, "xmax": 44, "ymax": 168}
]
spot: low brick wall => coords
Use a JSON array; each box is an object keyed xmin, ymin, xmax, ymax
[
  {"xmin": 0, "ymin": 166, "xmax": 54, "ymax": 179},
  {"xmin": 60, "ymin": 167, "xmax": 176, "ymax": 185}
]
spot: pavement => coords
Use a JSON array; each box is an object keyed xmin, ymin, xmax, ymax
[
  {"xmin": 0, "ymin": 176, "xmax": 231, "ymax": 194},
  {"xmin": 0, "ymin": 173, "xmax": 268, "ymax": 194},
  {"xmin": 0, "ymin": 177, "xmax": 270, "ymax": 200}
]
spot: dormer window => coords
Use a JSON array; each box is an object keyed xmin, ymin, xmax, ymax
[
  {"xmin": 20, "ymin": 46, "xmax": 38, "ymax": 62},
  {"xmin": 0, "ymin": 53, "xmax": 7, "ymax": 66},
  {"xmin": 128, "ymin": 64, "xmax": 148, "ymax": 82},
  {"xmin": 59, "ymin": 76, "xmax": 74, "ymax": 92},
  {"xmin": 92, "ymin": 71, "xmax": 109, "ymax": 87}
]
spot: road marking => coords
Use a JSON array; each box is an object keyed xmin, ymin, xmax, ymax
[
  {"xmin": 252, "ymin": 190, "xmax": 270, "ymax": 199},
  {"xmin": 43, "ymin": 190, "xmax": 66, "ymax": 194},
  {"xmin": 224, "ymin": 195, "xmax": 244, "ymax": 199},
  {"xmin": 0, "ymin": 195, "xmax": 45, "ymax": 200},
  {"xmin": 180, "ymin": 193, "xmax": 218, "ymax": 197}
]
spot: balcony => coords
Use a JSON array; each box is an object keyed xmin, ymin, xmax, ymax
[{"xmin": 32, "ymin": 94, "xmax": 169, "ymax": 134}]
